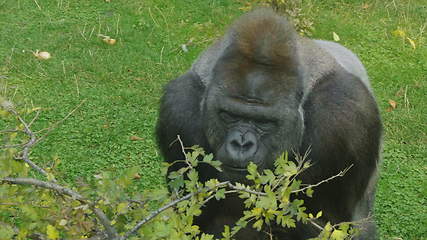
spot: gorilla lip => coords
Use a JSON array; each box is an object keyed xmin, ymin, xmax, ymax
[{"xmin": 221, "ymin": 164, "xmax": 248, "ymax": 173}]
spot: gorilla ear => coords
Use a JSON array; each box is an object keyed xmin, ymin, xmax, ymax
[{"xmin": 231, "ymin": 8, "xmax": 299, "ymax": 72}]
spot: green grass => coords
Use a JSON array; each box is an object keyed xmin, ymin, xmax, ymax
[{"xmin": 0, "ymin": 0, "xmax": 425, "ymax": 239}]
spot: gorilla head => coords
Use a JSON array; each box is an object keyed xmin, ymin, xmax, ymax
[
  {"xmin": 156, "ymin": 8, "xmax": 382, "ymax": 240},
  {"xmin": 202, "ymin": 12, "xmax": 305, "ymax": 180}
]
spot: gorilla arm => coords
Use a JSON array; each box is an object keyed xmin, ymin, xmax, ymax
[{"xmin": 156, "ymin": 71, "xmax": 210, "ymax": 167}]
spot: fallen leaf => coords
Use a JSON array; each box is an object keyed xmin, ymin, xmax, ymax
[
  {"xmin": 133, "ymin": 173, "xmax": 141, "ymax": 179},
  {"xmin": 181, "ymin": 44, "xmax": 189, "ymax": 53},
  {"xmin": 406, "ymin": 37, "xmax": 416, "ymax": 49},
  {"xmin": 98, "ymin": 34, "xmax": 117, "ymax": 45},
  {"xmin": 332, "ymin": 32, "xmax": 340, "ymax": 42},
  {"xmin": 388, "ymin": 99, "xmax": 397, "ymax": 109},
  {"xmin": 395, "ymin": 87, "xmax": 404, "ymax": 97},
  {"xmin": 130, "ymin": 135, "xmax": 144, "ymax": 141},
  {"xmin": 362, "ymin": 3, "xmax": 370, "ymax": 9},
  {"xmin": 33, "ymin": 50, "xmax": 51, "ymax": 60},
  {"xmin": 391, "ymin": 29, "xmax": 406, "ymax": 38}
]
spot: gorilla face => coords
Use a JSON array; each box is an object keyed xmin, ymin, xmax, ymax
[{"xmin": 203, "ymin": 53, "xmax": 304, "ymax": 181}]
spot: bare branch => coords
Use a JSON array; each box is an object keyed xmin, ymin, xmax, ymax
[
  {"xmin": 28, "ymin": 109, "xmax": 41, "ymax": 127},
  {"xmin": 2, "ymin": 100, "xmax": 85, "ymax": 179},
  {"xmin": 13, "ymin": 112, "xmax": 48, "ymax": 178},
  {"xmin": 292, "ymin": 165, "xmax": 354, "ymax": 194},
  {"xmin": 1, "ymin": 143, "xmax": 26, "ymax": 149},
  {"xmin": 227, "ymin": 182, "xmax": 266, "ymax": 196},
  {"xmin": 0, "ymin": 129, "xmax": 22, "ymax": 134},
  {"xmin": 2, "ymin": 177, "xmax": 119, "ymax": 240},
  {"xmin": 307, "ymin": 218, "xmax": 324, "ymax": 232},
  {"xmin": 2, "ymin": 177, "xmax": 84, "ymax": 202}
]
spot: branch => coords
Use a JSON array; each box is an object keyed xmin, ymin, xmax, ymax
[
  {"xmin": 307, "ymin": 218, "xmax": 324, "ymax": 232},
  {"xmin": 292, "ymin": 165, "xmax": 353, "ymax": 194},
  {"xmin": 11, "ymin": 110, "xmax": 49, "ymax": 178},
  {"xmin": 120, "ymin": 181, "xmax": 230, "ymax": 240},
  {"xmin": 227, "ymin": 182, "xmax": 266, "ymax": 196},
  {"xmin": 2, "ymin": 177, "xmax": 119, "ymax": 240},
  {"xmin": 1, "ymin": 143, "xmax": 26, "ymax": 149},
  {"xmin": 0, "ymin": 129, "xmax": 22, "ymax": 134}
]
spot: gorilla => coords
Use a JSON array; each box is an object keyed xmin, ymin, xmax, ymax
[{"xmin": 156, "ymin": 8, "xmax": 382, "ymax": 240}]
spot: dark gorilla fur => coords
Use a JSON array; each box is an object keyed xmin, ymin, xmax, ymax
[{"xmin": 156, "ymin": 9, "xmax": 382, "ymax": 240}]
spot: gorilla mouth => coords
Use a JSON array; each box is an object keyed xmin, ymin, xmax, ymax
[{"xmin": 221, "ymin": 164, "xmax": 248, "ymax": 173}]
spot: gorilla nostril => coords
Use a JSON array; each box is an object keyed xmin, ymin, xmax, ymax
[
  {"xmin": 242, "ymin": 141, "xmax": 254, "ymax": 151},
  {"xmin": 225, "ymin": 130, "xmax": 258, "ymax": 162},
  {"xmin": 230, "ymin": 139, "xmax": 242, "ymax": 149}
]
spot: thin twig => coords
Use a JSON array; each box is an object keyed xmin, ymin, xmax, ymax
[
  {"xmin": 121, "ymin": 181, "xmax": 230, "ymax": 240},
  {"xmin": 228, "ymin": 182, "xmax": 266, "ymax": 196},
  {"xmin": 1, "ymin": 143, "xmax": 25, "ymax": 149},
  {"xmin": 292, "ymin": 165, "xmax": 353, "ymax": 194},
  {"xmin": 28, "ymin": 110, "xmax": 41, "ymax": 127},
  {"xmin": 36, "ymin": 99, "xmax": 86, "ymax": 143},
  {"xmin": 176, "ymin": 135, "xmax": 193, "ymax": 169},
  {"xmin": 307, "ymin": 218, "xmax": 324, "ymax": 232},
  {"xmin": 0, "ymin": 129, "xmax": 22, "ymax": 134},
  {"xmin": 33, "ymin": 0, "xmax": 41, "ymax": 10}
]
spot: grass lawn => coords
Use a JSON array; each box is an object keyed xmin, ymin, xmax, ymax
[{"xmin": 0, "ymin": 0, "xmax": 425, "ymax": 239}]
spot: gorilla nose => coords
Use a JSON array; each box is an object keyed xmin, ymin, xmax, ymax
[{"xmin": 225, "ymin": 131, "xmax": 258, "ymax": 165}]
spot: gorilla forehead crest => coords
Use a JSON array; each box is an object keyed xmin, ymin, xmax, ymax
[
  {"xmin": 232, "ymin": 8, "xmax": 298, "ymax": 67},
  {"xmin": 214, "ymin": 8, "xmax": 302, "ymax": 101}
]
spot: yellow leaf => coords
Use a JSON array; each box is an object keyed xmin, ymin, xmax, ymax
[
  {"xmin": 252, "ymin": 207, "xmax": 262, "ymax": 216},
  {"xmin": 324, "ymin": 222, "xmax": 333, "ymax": 232},
  {"xmin": 392, "ymin": 29, "xmax": 406, "ymax": 38},
  {"xmin": 27, "ymin": 107, "xmax": 41, "ymax": 113},
  {"xmin": 116, "ymin": 202, "xmax": 128, "ymax": 214},
  {"xmin": 46, "ymin": 225, "xmax": 59, "ymax": 240},
  {"xmin": 406, "ymin": 37, "xmax": 416, "ymax": 49},
  {"xmin": 331, "ymin": 229, "xmax": 347, "ymax": 240},
  {"xmin": 332, "ymin": 32, "xmax": 340, "ymax": 42},
  {"xmin": 47, "ymin": 173, "xmax": 56, "ymax": 182},
  {"xmin": 388, "ymin": 99, "xmax": 397, "ymax": 109},
  {"xmin": 0, "ymin": 109, "xmax": 9, "ymax": 117},
  {"xmin": 316, "ymin": 211, "xmax": 323, "ymax": 218},
  {"xmin": 130, "ymin": 135, "xmax": 144, "ymax": 141},
  {"xmin": 9, "ymin": 132, "xmax": 17, "ymax": 140}
]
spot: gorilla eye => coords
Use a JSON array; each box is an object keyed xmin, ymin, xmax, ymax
[
  {"xmin": 219, "ymin": 111, "xmax": 239, "ymax": 123},
  {"xmin": 254, "ymin": 119, "xmax": 276, "ymax": 131}
]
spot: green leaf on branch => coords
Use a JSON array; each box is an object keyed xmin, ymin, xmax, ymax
[
  {"xmin": 46, "ymin": 224, "xmax": 59, "ymax": 240},
  {"xmin": 215, "ymin": 188, "xmax": 226, "ymax": 200}
]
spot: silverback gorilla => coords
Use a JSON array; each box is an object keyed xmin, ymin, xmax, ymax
[{"xmin": 156, "ymin": 8, "xmax": 382, "ymax": 240}]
